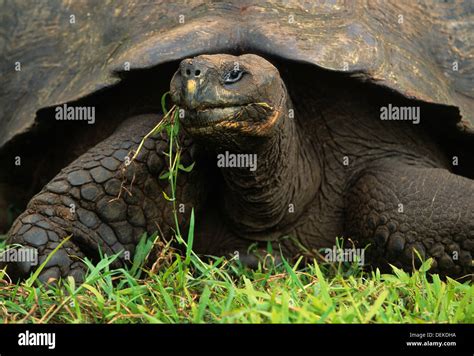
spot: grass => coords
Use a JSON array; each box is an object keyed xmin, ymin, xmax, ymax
[
  {"xmin": 0, "ymin": 236, "xmax": 472, "ymax": 323},
  {"xmin": 0, "ymin": 93, "xmax": 472, "ymax": 323}
]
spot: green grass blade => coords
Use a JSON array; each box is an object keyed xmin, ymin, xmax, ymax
[
  {"xmin": 25, "ymin": 235, "xmax": 71, "ymax": 287},
  {"xmin": 185, "ymin": 208, "xmax": 195, "ymax": 266}
]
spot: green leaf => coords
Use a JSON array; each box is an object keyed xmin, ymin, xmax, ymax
[
  {"xmin": 159, "ymin": 171, "xmax": 170, "ymax": 180},
  {"xmin": 185, "ymin": 208, "xmax": 195, "ymax": 266},
  {"xmin": 266, "ymin": 241, "xmax": 273, "ymax": 254},
  {"xmin": 281, "ymin": 254, "xmax": 304, "ymax": 290},
  {"xmin": 130, "ymin": 233, "xmax": 155, "ymax": 278},
  {"xmin": 194, "ymin": 285, "xmax": 211, "ymax": 323},
  {"xmin": 82, "ymin": 283, "xmax": 105, "ymax": 308},
  {"xmin": 161, "ymin": 91, "xmax": 170, "ymax": 116},
  {"xmin": 25, "ymin": 235, "xmax": 71, "ymax": 287},
  {"xmin": 162, "ymin": 190, "xmax": 174, "ymax": 201},
  {"xmin": 178, "ymin": 162, "xmax": 195, "ymax": 173},
  {"xmin": 156, "ymin": 281, "xmax": 178, "ymax": 319},
  {"xmin": 313, "ymin": 261, "xmax": 332, "ymax": 306},
  {"xmin": 363, "ymin": 290, "xmax": 389, "ymax": 323}
]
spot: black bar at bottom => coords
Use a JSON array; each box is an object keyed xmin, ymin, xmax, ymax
[{"xmin": 0, "ymin": 324, "xmax": 471, "ymax": 354}]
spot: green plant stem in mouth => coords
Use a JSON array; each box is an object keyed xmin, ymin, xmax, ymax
[
  {"xmin": 167, "ymin": 108, "xmax": 182, "ymax": 241},
  {"xmin": 128, "ymin": 92, "xmax": 194, "ymax": 245},
  {"xmin": 130, "ymin": 107, "xmax": 174, "ymax": 162}
]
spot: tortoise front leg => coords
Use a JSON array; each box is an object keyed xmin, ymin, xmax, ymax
[
  {"xmin": 3, "ymin": 114, "xmax": 206, "ymax": 283},
  {"xmin": 345, "ymin": 165, "xmax": 474, "ymax": 278}
]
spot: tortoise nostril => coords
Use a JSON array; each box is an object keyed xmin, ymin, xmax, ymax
[{"xmin": 181, "ymin": 59, "xmax": 206, "ymax": 79}]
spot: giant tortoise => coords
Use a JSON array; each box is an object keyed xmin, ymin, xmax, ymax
[{"xmin": 0, "ymin": 1, "xmax": 473, "ymax": 282}]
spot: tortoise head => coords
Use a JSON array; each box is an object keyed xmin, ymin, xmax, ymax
[{"xmin": 170, "ymin": 54, "xmax": 288, "ymax": 145}]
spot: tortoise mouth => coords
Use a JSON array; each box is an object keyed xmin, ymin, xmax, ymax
[
  {"xmin": 181, "ymin": 104, "xmax": 254, "ymax": 129},
  {"xmin": 179, "ymin": 102, "xmax": 281, "ymax": 137}
]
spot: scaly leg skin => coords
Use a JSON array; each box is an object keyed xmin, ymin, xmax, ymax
[
  {"xmin": 3, "ymin": 114, "xmax": 206, "ymax": 283},
  {"xmin": 345, "ymin": 164, "xmax": 474, "ymax": 279}
]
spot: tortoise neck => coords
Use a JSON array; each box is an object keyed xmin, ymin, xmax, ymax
[{"xmin": 218, "ymin": 98, "xmax": 321, "ymax": 239}]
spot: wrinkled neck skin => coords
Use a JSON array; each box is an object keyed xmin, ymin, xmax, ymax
[{"xmin": 218, "ymin": 97, "xmax": 321, "ymax": 241}]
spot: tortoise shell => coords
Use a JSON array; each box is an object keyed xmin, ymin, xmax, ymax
[{"xmin": 0, "ymin": 0, "xmax": 473, "ymax": 149}]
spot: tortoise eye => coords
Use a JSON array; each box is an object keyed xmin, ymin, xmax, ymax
[{"xmin": 223, "ymin": 69, "xmax": 244, "ymax": 84}]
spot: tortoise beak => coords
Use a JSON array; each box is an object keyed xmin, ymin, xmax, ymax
[{"xmin": 183, "ymin": 79, "xmax": 199, "ymax": 109}]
